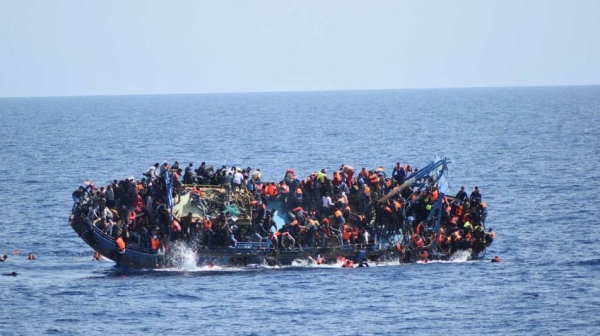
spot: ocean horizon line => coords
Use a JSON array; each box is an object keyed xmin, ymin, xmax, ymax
[{"xmin": 1, "ymin": 83, "xmax": 598, "ymax": 99}]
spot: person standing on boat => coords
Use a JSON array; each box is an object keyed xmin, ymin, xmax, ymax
[
  {"xmin": 341, "ymin": 164, "xmax": 355, "ymax": 188},
  {"xmin": 72, "ymin": 186, "xmax": 85, "ymax": 211},
  {"xmin": 225, "ymin": 213, "xmax": 238, "ymax": 247},
  {"xmin": 454, "ymin": 186, "xmax": 468, "ymax": 205},
  {"xmin": 222, "ymin": 172, "xmax": 233, "ymax": 203},
  {"xmin": 392, "ymin": 162, "xmax": 406, "ymax": 184},
  {"xmin": 232, "ymin": 169, "xmax": 244, "ymax": 193},
  {"xmin": 322, "ymin": 194, "xmax": 334, "ymax": 216},
  {"xmin": 469, "ymin": 186, "xmax": 482, "ymax": 203},
  {"xmin": 105, "ymin": 185, "xmax": 115, "ymax": 208}
]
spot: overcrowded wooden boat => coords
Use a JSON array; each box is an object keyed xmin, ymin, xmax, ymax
[{"xmin": 69, "ymin": 157, "xmax": 494, "ymax": 268}]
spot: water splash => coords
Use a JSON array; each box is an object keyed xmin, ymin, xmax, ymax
[
  {"xmin": 449, "ymin": 250, "xmax": 472, "ymax": 262},
  {"xmin": 167, "ymin": 242, "xmax": 198, "ymax": 271}
]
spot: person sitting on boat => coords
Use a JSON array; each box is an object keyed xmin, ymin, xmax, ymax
[
  {"xmin": 143, "ymin": 162, "xmax": 159, "ymax": 180},
  {"xmin": 184, "ymin": 163, "xmax": 196, "ymax": 184},
  {"xmin": 251, "ymin": 168, "xmax": 262, "ymax": 182}
]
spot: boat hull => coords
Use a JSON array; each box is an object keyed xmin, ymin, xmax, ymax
[{"xmin": 70, "ymin": 214, "xmax": 485, "ymax": 269}]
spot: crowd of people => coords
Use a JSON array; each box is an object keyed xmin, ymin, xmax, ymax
[{"xmin": 72, "ymin": 160, "xmax": 494, "ymax": 260}]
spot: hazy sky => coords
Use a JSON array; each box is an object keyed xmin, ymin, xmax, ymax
[{"xmin": 1, "ymin": 0, "xmax": 599, "ymax": 97}]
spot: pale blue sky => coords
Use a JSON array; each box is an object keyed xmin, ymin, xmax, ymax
[{"xmin": 1, "ymin": 0, "xmax": 599, "ymax": 97}]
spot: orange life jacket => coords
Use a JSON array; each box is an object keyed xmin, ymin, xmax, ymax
[
  {"xmin": 431, "ymin": 189, "xmax": 439, "ymax": 201},
  {"xmin": 333, "ymin": 210, "xmax": 344, "ymax": 226},
  {"xmin": 266, "ymin": 184, "xmax": 278, "ymax": 197},
  {"xmin": 115, "ymin": 237, "xmax": 126, "ymax": 251},
  {"xmin": 333, "ymin": 172, "xmax": 342, "ymax": 183},
  {"xmin": 203, "ymin": 220, "xmax": 212, "ymax": 230}
]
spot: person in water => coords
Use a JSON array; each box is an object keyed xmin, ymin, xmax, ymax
[{"xmin": 0, "ymin": 255, "xmax": 7, "ymax": 262}]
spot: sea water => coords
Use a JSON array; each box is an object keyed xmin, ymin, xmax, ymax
[{"xmin": 1, "ymin": 86, "xmax": 599, "ymax": 335}]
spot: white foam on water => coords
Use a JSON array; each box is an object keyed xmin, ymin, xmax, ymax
[
  {"xmin": 167, "ymin": 242, "xmax": 198, "ymax": 271},
  {"xmin": 449, "ymin": 249, "xmax": 472, "ymax": 262}
]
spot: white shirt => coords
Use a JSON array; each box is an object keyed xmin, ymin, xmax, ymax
[
  {"xmin": 322, "ymin": 196, "xmax": 333, "ymax": 208},
  {"xmin": 233, "ymin": 172, "xmax": 244, "ymax": 184}
]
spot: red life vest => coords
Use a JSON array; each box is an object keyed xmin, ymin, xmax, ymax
[
  {"xmin": 171, "ymin": 220, "xmax": 182, "ymax": 233},
  {"xmin": 412, "ymin": 235, "xmax": 424, "ymax": 249},
  {"xmin": 342, "ymin": 224, "xmax": 351, "ymax": 240},
  {"xmin": 369, "ymin": 174, "xmax": 379, "ymax": 184}
]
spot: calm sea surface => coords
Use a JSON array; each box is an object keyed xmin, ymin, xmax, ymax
[{"xmin": 1, "ymin": 87, "xmax": 599, "ymax": 335}]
